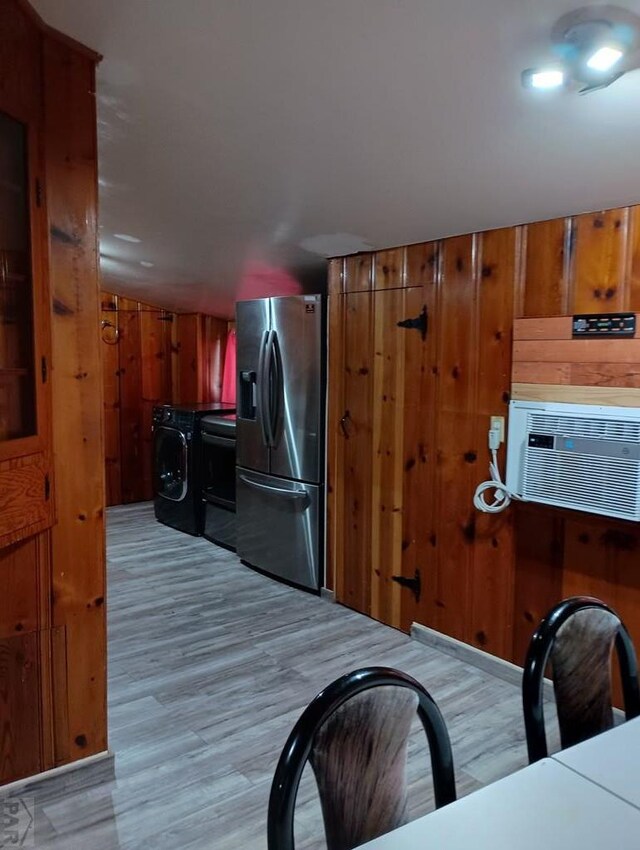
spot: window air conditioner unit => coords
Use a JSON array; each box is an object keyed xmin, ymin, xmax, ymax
[{"xmin": 506, "ymin": 400, "xmax": 640, "ymax": 522}]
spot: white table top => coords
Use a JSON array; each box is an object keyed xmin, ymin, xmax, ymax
[
  {"xmin": 360, "ymin": 758, "xmax": 640, "ymax": 849},
  {"xmin": 552, "ymin": 716, "xmax": 640, "ymax": 810}
]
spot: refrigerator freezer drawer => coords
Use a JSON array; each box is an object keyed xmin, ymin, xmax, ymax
[{"xmin": 236, "ymin": 467, "xmax": 321, "ymax": 591}]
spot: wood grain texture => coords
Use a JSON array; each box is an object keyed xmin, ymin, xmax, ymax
[
  {"xmin": 327, "ymin": 257, "xmax": 344, "ymax": 297},
  {"xmin": 512, "ymin": 505, "xmax": 564, "ymax": 667},
  {"xmin": 44, "ymin": 35, "xmax": 107, "ymax": 767},
  {"xmin": 630, "ymin": 207, "xmax": 640, "ymax": 311},
  {"xmin": 172, "ymin": 313, "xmax": 201, "ymax": 404},
  {"xmin": 511, "ymin": 383, "xmax": 640, "ymax": 407},
  {"xmin": 329, "ymin": 200, "xmax": 640, "ymax": 679},
  {"xmin": 399, "ymin": 276, "xmax": 439, "ymax": 634},
  {"xmin": 369, "ymin": 288, "xmax": 409, "ymax": 627},
  {"xmin": 0, "ymin": 453, "xmax": 51, "ymax": 548},
  {"xmin": 374, "ymin": 248, "xmax": 406, "ymax": 290},
  {"xmin": 139, "ymin": 309, "xmax": 172, "ymax": 500},
  {"xmin": 514, "ymin": 317, "xmax": 573, "ymax": 340},
  {"xmin": 118, "ymin": 299, "xmax": 145, "ymax": 504},
  {"xmin": 344, "ymin": 254, "xmax": 373, "ymax": 293},
  {"xmin": 512, "ymin": 363, "xmax": 572, "ymax": 384},
  {"xmin": 336, "ymin": 291, "xmax": 374, "ymax": 614},
  {"xmin": 0, "ymin": 536, "xmax": 39, "ymax": 638},
  {"xmin": 101, "ymin": 302, "xmax": 122, "ymax": 507},
  {"xmin": 0, "ymin": 632, "xmax": 42, "ymax": 783},
  {"xmin": 519, "ymin": 219, "xmax": 569, "ymax": 318},
  {"xmin": 513, "ymin": 339, "xmax": 640, "ymax": 363},
  {"xmin": 467, "ymin": 228, "xmax": 515, "ymax": 658},
  {"xmin": 570, "ymin": 209, "xmax": 629, "ymax": 313},
  {"xmin": 431, "ymin": 235, "xmax": 476, "ymax": 642}
]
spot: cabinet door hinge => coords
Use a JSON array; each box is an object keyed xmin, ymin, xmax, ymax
[
  {"xmin": 35, "ymin": 177, "xmax": 43, "ymax": 207},
  {"xmin": 44, "ymin": 473, "xmax": 51, "ymax": 501},
  {"xmin": 41, "ymin": 355, "xmax": 48, "ymax": 383}
]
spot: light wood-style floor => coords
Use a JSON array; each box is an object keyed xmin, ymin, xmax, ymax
[{"xmin": 28, "ymin": 502, "xmax": 538, "ymax": 849}]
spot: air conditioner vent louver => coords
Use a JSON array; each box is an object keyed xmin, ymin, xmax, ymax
[
  {"xmin": 528, "ymin": 413, "xmax": 640, "ymax": 443},
  {"xmin": 506, "ymin": 401, "xmax": 640, "ymax": 522}
]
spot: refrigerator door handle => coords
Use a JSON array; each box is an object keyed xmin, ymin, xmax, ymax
[
  {"xmin": 256, "ymin": 330, "xmax": 271, "ymax": 447},
  {"xmin": 269, "ymin": 330, "xmax": 283, "ymax": 447},
  {"xmin": 238, "ymin": 473, "xmax": 310, "ymax": 504},
  {"xmin": 263, "ymin": 329, "xmax": 276, "ymax": 447}
]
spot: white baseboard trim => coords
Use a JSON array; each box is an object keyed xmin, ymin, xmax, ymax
[
  {"xmin": 0, "ymin": 750, "xmax": 115, "ymax": 797},
  {"xmin": 321, "ymin": 587, "xmax": 335, "ymax": 603}
]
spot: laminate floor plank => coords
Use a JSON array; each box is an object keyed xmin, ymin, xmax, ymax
[{"xmin": 19, "ymin": 501, "xmax": 542, "ymax": 849}]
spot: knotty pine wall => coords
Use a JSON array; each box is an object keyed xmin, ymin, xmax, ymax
[
  {"xmin": 0, "ymin": 0, "xmax": 105, "ymax": 785},
  {"xmin": 101, "ymin": 292, "xmax": 228, "ymax": 505},
  {"xmin": 328, "ymin": 205, "xmax": 640, "ymax": 668}
]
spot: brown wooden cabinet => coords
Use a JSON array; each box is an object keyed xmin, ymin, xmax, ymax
[
  {"xmin": 0, "ymin": 5, "xmax": 53, "ymax": 549},
  {"xmin": 0, "ymin": 0, "xmax": 105, "ymax": 788}
]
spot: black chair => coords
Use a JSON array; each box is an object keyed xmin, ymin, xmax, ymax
[
  {"xmin": 267, "ymin": 666, "xmax": 456, "ymax": 850},
  {"xmin": 522, "ymin": 595, "xmax": 640, "ymax": 763}
]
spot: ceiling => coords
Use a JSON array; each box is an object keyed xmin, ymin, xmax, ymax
[{"xmin": 32, "ymin": 0, "xmax": 640, "ymax": 318}]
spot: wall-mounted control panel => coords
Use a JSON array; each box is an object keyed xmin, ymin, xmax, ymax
[{"xmin": 572, "ymin": 313, "xmax": 636, "ymax": 338}]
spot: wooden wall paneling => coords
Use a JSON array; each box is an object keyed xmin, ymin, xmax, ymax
[
  {"xmin": 172, "ymin": 313, "xmax": 202, "ymax": 404},
  {"xmin": 630, "ymin": 206, "xmax": 640, "ymax": 311},
  {"xmin": 325, "ymin": 258, "xmax": 345, "ymax": 592},
  {"xmin": 344, "ymin": 254, "xmax": 373, "ymax": 293},
  {"xmin": 0, "ymin": 632, "xmax": 42, "ymax": 782},
  {"xmin": 0, "ymin": 535, "xmax": 39, "ymax": 638},
  {"xmin": 569, "ymin": 209, "xmax": 629, "ymax": 313},
  {"xmin": 399, "ymin": 246, "xmax": 440, "ymax": 632},
  {"xmin": 0, "ymin": 0, "xmax": 41, "ymax": 121},
  {"xmin": 518, "ymin": 218, "xmax": 570, "ymax": 318},
  {"xmin": 369, "ymin": 287, "xmax": 410, "ymax": 628},
  {"xmin": 118, "ymin": 298, "xmax": 145, "ymax": 503},
  {"xmin": 467, "ymin": 227, "xmax": 516, "ymax": 657},
  {"xmin": 513, "ymin": 338, "xmax": 640, "ymax": 363},
  {"xmin": 139, "ymin": 309, "xmax": 172, "ymax": 501},
  {"xmin": 0, "ymin": 453, "xmax": 52, "ymax": 547},
  {"xmin": 512, "ymin": 383, "xmax": 640, "ymax": 407},
  {"xmin": 44, "ymin": 36, "xmax": 106, "ymax": 765},
  {"xmin": 101, "ymin": 297, "xmax": 122, "ymax": 506},
  {"xmin": 335, "ymin": 290, "xmax": 374, "ymax": 615},
  {"xmin": 511, "ymin": 505, "xmax": 564, "ymax": 665},
  {"xmin": 561, "ymin": 517, "xmax": 640, "ymax": 705},
  {"xmin": 431, "ymin": 235, "xmax": 477, "ymax": 642},
  {"xmin": 373, "ymin": 247, "xmax": 406, "ymax": 290}
]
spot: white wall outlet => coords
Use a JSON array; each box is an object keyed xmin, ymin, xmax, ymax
[{"xmin": 490, "ymin": 416, "xmax": 505, "ymax": 444}]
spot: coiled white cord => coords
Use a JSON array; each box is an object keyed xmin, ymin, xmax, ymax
[{"xmin": 473, "ymin": 448, "xmax": 512, "ymax": 514}]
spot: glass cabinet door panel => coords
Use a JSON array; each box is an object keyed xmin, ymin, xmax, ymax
[{"xmin": 0, "ymin": 109, "xmax": 35, "ymax": 442}]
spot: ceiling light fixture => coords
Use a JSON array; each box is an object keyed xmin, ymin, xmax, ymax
[
  {"xmin": 140, "ymin": 260, "xmax": 154, "ymax": 268},
  {"xmin": 522, "ymin": 68, "xmax": 565, "ymax": 90},
  {"xmin": 523, "ymin": 5, "xmax": 640, "ymax": 94},
  {"xmin": 586, "ymin": 44, "xmax": 624, "ymax": 70},
  {"xmin": 113, "ymin": 233, "xmax": 141, "ymax": 243}
]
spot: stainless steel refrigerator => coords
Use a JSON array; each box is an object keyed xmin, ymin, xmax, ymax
[{"xmin": 236, "ymin": 294, "xmax": 324, "ymax": 591}]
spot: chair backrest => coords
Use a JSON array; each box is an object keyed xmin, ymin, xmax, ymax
[
  {"xmin": 267, "ymin": 666, "xmax": 456, "ymax": 850},
  {"xmin": 522, "ymin": 596, "xmax": 640, "ymax": 763}
]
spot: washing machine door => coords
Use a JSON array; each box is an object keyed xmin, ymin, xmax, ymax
[{"xmin": 154, "ymin": 426, "xmax": 189, "ymax": 501}]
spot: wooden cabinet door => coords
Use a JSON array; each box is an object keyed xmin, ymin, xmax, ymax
[
  {"xmin": 0, "ymin": 1, "xmax": 53, "ymax": 548},
  {"xmin": 332, "ymin": 286, "xmax": 437, "ymax": 629}
]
